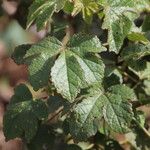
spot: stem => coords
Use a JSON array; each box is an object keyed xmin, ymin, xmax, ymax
[
  {"xmin": 117, "ymin": 67, "xmax": 138, "ymax": 83},
  {"xmin": 61, "ymin": 25, "xmax": 74, "ymax": 47},
  {"xmin": 47, "ymin": 106, "xmax": 64, "ymax": 124}
]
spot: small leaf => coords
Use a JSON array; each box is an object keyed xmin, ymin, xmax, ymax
[
  {"xmin": 127, "ymin": 32, "xmax": 149, "ymax": 43},
  {"xmin": 72, "ymin": 0, "xmax": 99, "ymax": 24}
]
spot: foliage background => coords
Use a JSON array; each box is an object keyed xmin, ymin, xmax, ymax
[{"xmin": 0, "ymin": 0, "xmax": 150, "ymax": 150}]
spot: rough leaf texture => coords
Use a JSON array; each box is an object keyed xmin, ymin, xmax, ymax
[
  {"xmin": 101, "ymin": 0, "xmax": 149, "ymax": 53},
  {"xmin": 69, "ymin": 86, "xmax": 133, "ymax": 140},
  {"xmin": 51, "ymin": 34, "xmax": 105, "ymax": 101},
  {"xmin": 3, "ymin": 84, "xmax": 48, "ymax": 142},
  {"xmin": 121, "ymin": 43, "xmax": 150, "ymax": 61},
  {"xmin": 12, "ymin": 34, "xmax": 105, "ymax": 102}
]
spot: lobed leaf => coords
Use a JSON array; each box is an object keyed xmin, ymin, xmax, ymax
[
  {"xmin": 72, "ymin": 0, "xmax": 100, "ymax": 24},
  {"xmin": 69, "ymin": 87, "xmax": 134, "ymax": 140},
  {"xmin": 12, "ymin": 34, "xmax": 105, "ymax": 102}
]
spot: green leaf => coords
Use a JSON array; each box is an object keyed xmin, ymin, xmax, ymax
[
  {"xmin": 69, "ymin": 91, "xmax": 104, "ymax": 140},
  {"xmin": 72, "ymin": 0, "xmax": 99, "ymax": 24},
  {"xmin": 131, "ymin": 62, "xmax": 150, "ymax": 80},
  {"xmin": 102, "ymin": 93, "xmax": 133, "ymax": 133},
  {"xmin": 68, "ymin": 34, "xmax": 106, "ymax": 53},
  {"xmin": 27, "ymin": 0, "xmax": 67, "ymax": 30},
  {"xmin": 103, "ymin": 69, "xmax": 123, "ymax": 89},
  {"xmin": 51, "ymin": 34, "xmax": 105, "ymax": 101},
  {"xmin": 101, "ymin": 0, "xmax": 149, "ymax": 53},
  {"xmin": 63, "ymin": 1, "xmax": 74, "ymax": 14},
  {"xmin": 107, "ymin": 84, "xmax": 136, "ymax": 101},
  {"xmin": 73, "ymin": 54, "xmax": 105, "ymax": 85},
  {"xmin": 9, "ymin": 84, "xmax": 32, "ymax": 106},
  {"xmin": 12, "ymin": 34, "xmax": 105, "ymax": 101},
  {"xmin": 12, "ymin": 37, "xmax": 62, "ymax": 90},
  {"xmin": 3, "ymin": 84, "xmax": 48, "ymax": 142},
  {"xmin": 121, "ymin": 43, "xmax": 150, "ymax": 79},
  {"xmin": 51, "ymin": 51, "xmax": 86, "ymax": 101},
  {"xmin": 69, "ymin": 89, "xmax": 133, "ymax": 140},
  {"xmin": 127, "ymin": 32, "xmax": 149, "ymax": 43},
  {"xmin": 12, "ymin": 44, "xmax": 31, "ymax": 64},
  {"xmin": 121, "ymin": 43, "xmax": 150, "ymax": 61}
]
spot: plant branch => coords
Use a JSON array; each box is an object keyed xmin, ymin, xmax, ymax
[{"xmin": 62, "ymin": 25, "xmax": 74, "ymax": 47}]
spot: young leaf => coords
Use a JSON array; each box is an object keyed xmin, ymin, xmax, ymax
[
  {"xmin": 72, "ymin": 0, "xmax": 99, "ymax": 24},
  {"xmin": 127, "ymin": 32, "xmax": 149, "ymax": 43},
  {"xmin": 3, "ymin": 84, "xmax": 48, "ymax": 142},
  {"xmin": 27, "ymin": 0, "xmax": 67, "ymax": 30}
]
